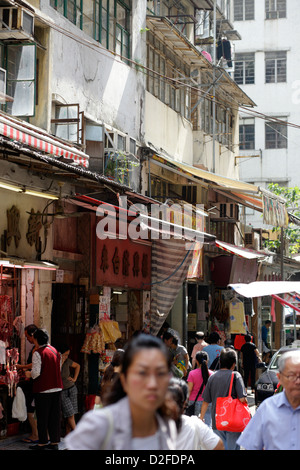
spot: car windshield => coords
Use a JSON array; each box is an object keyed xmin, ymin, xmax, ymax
[
  {"xmin": 269, "ymin": 348, "xmax": 300, "ymax": 370},
  {"xmin": 269, "ymin": 352, "xmax": 284, "ymax": 370}
]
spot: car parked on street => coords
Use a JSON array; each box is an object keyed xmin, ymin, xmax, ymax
[{"xmin": 255, "ymin": 344, "xmax": 300, "ymax": 407}]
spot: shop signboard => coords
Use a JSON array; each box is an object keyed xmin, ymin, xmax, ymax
[{"xmin": 96, "ymin": 238, "xmax": 151, "ymax": 289}]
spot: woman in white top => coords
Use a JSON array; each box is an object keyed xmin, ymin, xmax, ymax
[
  {"xmin": 165, "ymin": 378, "xmax": 224, "ymax": 451},
  {"xmin": 64, "ymin": 334, "xmax": 177, "ymax": 450}
]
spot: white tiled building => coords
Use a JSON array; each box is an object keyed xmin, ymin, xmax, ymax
[{"xmin": 233, "ymin": 0, "xmax": 300, "ymax": 228}]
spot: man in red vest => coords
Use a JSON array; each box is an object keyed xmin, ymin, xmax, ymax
[{"xmin": 25, "ymin": 328, "xmax": 63, "ymax": 450}]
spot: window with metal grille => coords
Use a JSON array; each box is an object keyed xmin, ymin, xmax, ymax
[
  {"xmin": 265, "ymin": 119, "xmax": 287, "ymax": 149},
  {"xmin": 146, "ymin": 30, "xmax": 191, "ymax": 120},
  {"xmin": 50, "ymin": 0, "xmax": 130, "ymax": 60},
  {"xmin": 265, "ymin": 51, "xmax": 286, "ymax": 83},
  {"xmin": 234, "ymin": 53, "xmax": 255, "ymax": 85},
  {"xmin": 239, "ymin": 119, "xmax": 255, "ymax": 150},
  {"xmin": 234, "ymin": 0, "xmax": 255, "ymax": 21},
  {"xmin": 265, "ymin": 0, "xmax": 286, "ymax": 19}
]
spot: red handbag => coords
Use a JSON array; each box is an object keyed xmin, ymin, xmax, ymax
[{"xmin": 215, "ymin": 372, "xmax": 251, "ymax": 433}]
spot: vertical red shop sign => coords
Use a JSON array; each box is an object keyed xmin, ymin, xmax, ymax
[{"xmin": 96, "ymin": 238, "xmax": 151, "ymax": 289}]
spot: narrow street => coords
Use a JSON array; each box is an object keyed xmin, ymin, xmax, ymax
[
  {"xmin": 0, "ymin": 0, "xmax": 299, "ymax": 452},
  {"xmin": 0, "ymin": 392, "xmax": 256, "ymax": 451}
]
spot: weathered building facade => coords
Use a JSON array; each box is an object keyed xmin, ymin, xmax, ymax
[{"xmin": 0, "ymin": 0, "xmax": 295, "ymax": 435}]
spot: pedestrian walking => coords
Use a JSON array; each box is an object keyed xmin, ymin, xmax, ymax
[
  {"xmin": 186, "ymin": 351, "xmax": 213, "ymax": 426},
  {"xmin": 262, "ymin": 320, "xmax": 272, "ymax": 363},
  {"xmin": 59, "ymin": 344, "xmax": 80, "ymax": 435},
  {"xmin": 199, "ymin": 348, "xmax": 247, "ymax": 450},
  {"xmin": 237, "ymin": 350, "xmax": 300, "ymax": 450},
  {"xmin": 162, "ymin": 331, "xmax": 183, "ymax": 378},
  {"xmin": 94, "ymin": 348, "xmax": 124, "ymax": 408},
  {"xmin": 166, "ymin": 378, "xmax": 224, "ymax": 450},
  {"xmin": 64, "ymin": 334, "xmax": 177, "ymax": 450},
  {"xmin": 191, "ymin": 331, "xmax": 208, "ymax": 368},
  {"xmin": 203, "ymin": 332, "xmax": 224, "ymax": 368},
  {"xmin": 170, "ymin": 336, "xmax": 190, "ymax": 377},
  {"xmin": 240, "ymin": 334, "xmax": 261, "ymax": 393},
  {"xmin": 16, "ymin": 324, "xmax": 39, "ymax": 444},
  {"xmin": 25, "ymin": 328, "xmax": 63, "ymax": 450}
]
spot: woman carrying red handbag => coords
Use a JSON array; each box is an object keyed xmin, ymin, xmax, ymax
[{"xmin": 199, "ymin": 348, "xmax": 248, "ymax": 450}]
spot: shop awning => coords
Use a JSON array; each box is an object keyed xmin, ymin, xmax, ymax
[
  {"xmin": 0, "ymin": 258, "xmax": 58, "ymax": 270},
  {"xmin": 215, "ymin": 240, "xmax": 267, "ymax": 260},
  {"xmin": 148, "ymin": 153, "xmax": 289, "ymax": 223},
  {"xmin": 0, "ymin": 111, "xmax": 89, "ymax": 168},
  {"xmin": 148, "ymin": 153, "xmax": 264, "ymax": 212},
  {"xmin": 72, "ymin": 194, "xmax": 216, "ymax": 244},
  {"xmin": 228, "ymin": 281, "xmax": 300, "ymax": 298},
  {"xmin": 150, "ymin": 239, "xmax": 194, "ymax": 335},
  {"xmin": 272, "ymin": 294, "xmax": 300, "ymax": 315}
]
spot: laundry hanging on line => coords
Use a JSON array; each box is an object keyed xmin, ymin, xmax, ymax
[{"xmin": 217, "ymin": 39, "xmax": 233, "ymax": 67}]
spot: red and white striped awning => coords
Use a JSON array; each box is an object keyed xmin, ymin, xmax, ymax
[
  {"xmin": 0, "ymin": 112, "xmax": 89, "ymax": 168},
  {"xmin": 215, "ymin": 240, "xmax": 266, "ymax": 260}
]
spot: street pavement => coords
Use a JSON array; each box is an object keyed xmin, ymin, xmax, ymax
[{"xmin": 0, "ymin": 391, "xmax": 256, "ymax": 451}]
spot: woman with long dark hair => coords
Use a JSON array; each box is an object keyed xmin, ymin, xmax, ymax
[
  {"xmin": 186, "ymin": 351, "xmax": 213, "ymax": 426},
  {"xmin": 64, "ymin": 334, "xmax": 177, "ymax": 450},
  {"xmin": 166, "ymin": 378, "xmax": 224, "ymax": 450},
  {"xmin": 94, "ymin": 349, "xmax": 124, "ymax": 408}
]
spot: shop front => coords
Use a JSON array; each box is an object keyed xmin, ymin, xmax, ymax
[
  {"xmin": 81, "ymin": 235, "xmax": 152, "ymax": 401},
  {"xmin": 0, "ymin": 261, "xmax": 57, "ymax": 439},
  {"xmin": 0, "ymin": 187, "xmax": 59, "ymax": 439},
  {"xmin": 208, "ymin": 240, "xmax": 266, "ymax": 354}
]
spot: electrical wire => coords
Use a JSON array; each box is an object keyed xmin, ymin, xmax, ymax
[{"xmin": 35, "ymin": 10, "xmax": 300, "ymax": 134}]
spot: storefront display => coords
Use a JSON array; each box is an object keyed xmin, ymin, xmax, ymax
[{"xmin": 0, "ymin": 268, "xmax": 22, "ymax": 439}]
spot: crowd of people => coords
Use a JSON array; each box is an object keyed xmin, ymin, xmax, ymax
[
  {"xmin": 16, "ymin": 323, "xmax": 300, "ymax": 451},
  {"xmin": 16, "ymin": 325, "xmax": 80, "ymax": 450}
]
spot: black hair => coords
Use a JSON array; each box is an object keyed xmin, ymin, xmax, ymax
[
  {"xmin": 100, "ymin": 349, "xmax": 125, "ymax": 398},
  {"xmin": 166, "ymin": 380, "xmax": 185, "ymax": 431},
  {"xmin": 102, "ymin": 334, "xmax": 172, "ymax": 406},
  {"xmin": 162, "ymin": 331, "xmax": 174, "ymax": 342},
  {"xmin": 244, "ymin": 334, "xmax": 252, "ymax": 343},
  {"xmin": 57, "ymin": 343, "xmax": 70, "ymax": 354},
  {"xmin": 33, "ymin": 328, "xmax": 49, "ymax": 346},
  {"xmin": 172, "ymin": 336, "xmax": 178, "ymax": 346},
  {"xmin": 219, "ymin": 348, "xmax": 237, "ymax": 369},
  {"xmin": 208, "ymin": 332, "xmax": 221, "ymax": 344},
  {"xmin": 195, "ymin": 350, "xmax": 210, "ymax": 385},
  {"xmin": 103, "ymin": 349, "xmax": 125, "ymax": 382},
  {"xmin": 25, "ymin": 324, "xmax": 38, "ymax": 336},
  {"xmin": 195, "ymin": 331, "xmax": 205, "ymax": 340}
]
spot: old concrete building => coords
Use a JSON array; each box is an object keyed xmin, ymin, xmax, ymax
[{"xmin": 233, "ymin": 0, "xmax": 300, "ymax": 228}]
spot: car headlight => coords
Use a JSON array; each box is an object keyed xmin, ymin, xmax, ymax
[{"xmin": 257, "ymin": 383, "xmax": 274, "ymax": 392}]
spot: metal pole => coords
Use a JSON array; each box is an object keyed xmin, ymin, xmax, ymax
[
  {"xmin": 182, "ymin": 281, "xmax": 188, "ymax": 349},
  {"xmin": 280, "ymin": 227, "xmax": 285, "ymax": 347},
  {"xmin": 212, "ymin": 0, "xmax": 217, "ymax": 173}
]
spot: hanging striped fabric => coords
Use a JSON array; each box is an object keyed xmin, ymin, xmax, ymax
[{"xmin": 150, "ymin": 239, "xmax": 193, "ymax": 336}]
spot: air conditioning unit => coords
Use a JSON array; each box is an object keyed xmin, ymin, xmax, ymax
[
  {"xmin": 211, "ymin": 203, "xmax": 239, "ymax": 221},
  {"xmin": 0, "ymin": 7, "xmax": 34, "ymax": 40},
  {"xmin": 244, "ymin": 231, "xmax": 260, "ymax": 250}
]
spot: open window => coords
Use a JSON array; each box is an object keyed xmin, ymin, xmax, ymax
[
  {"xmin": 51, "ymin": 103, "xmax": 84, "ymax": 145},
  {"xmin": 85, "ymin": 121, "xmax": 104, "ymax": 172},
  {"xmin": 5, "ymin": 43, "xmax": 36, "ymax": 117}
]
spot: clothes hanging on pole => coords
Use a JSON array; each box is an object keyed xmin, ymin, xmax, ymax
[{"xmin": 217, "ymin": 39, "xmax": 232, "ymax": 67}]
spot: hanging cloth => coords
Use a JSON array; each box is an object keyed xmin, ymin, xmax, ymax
[
  {"xmin": 216, "ymin": 39, "xmax": 232, "ymax": 67},
  {"xmin": 228, "ymin": 299, "xmax": 247, "ymax": 334}
]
